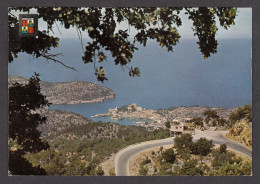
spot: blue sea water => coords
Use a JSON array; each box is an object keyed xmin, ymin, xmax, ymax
[{"xmin": 8, "ymin": 38, "xmax": 252, "ymax": 124}]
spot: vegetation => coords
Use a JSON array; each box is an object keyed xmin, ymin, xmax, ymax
[
  {"xmin": 37, "ymin": 109, "xmax": 92, "ymax": 137},
  {"xmin": 141, "ymin": 156, "xmax": 151, "ymax": 165},
  {"xmin": 203, "ymin": 109, "xmax": 219, "ymax": 124},
  {"xmin": 157, "ymin": 162, "xmax": 173, "ymax": 176},
  {"xmin": 7, "ymin": 7, "xmax": 250, "ymax": 176},
  {"xmin": 8, "ymin": 75, "xmax": 171, "ymax": 176},
  {"xmin": 138, "ymin": 156, "xmax": 151, "ymax": 176},
  {"xmin": 188, "ymin": 109, "xmax": 229, "ymax": 127},
  {"xmin": 9, "ymin": 74, "xmax": 50, "ymax": 175},
  {"xmin": 190, "ymin": 117, "xmax": 203, "ymax": 127},
  {"xmin": 215, "ymin": 117, "xmax": 227, "ymax": 127},
  {"xmin": 228, "ymin": 105, "xmax": 252, "ymax": 126},
  {"xmin": 164, "ymin": 121, "xmax": 171, "ymax": 129},
  {"xmin": 174, "ymin": 159, "xmax": 204, "ymax": 176},
  {"xmin": 219, "ymin": 144, "xmax": 227, "ymax": 154},
  {"xmin": 174, "ymin": 134, "xmax": 214, "ymax": 158},
  {"xmin": 9, "ymin": 7, "xmax": 237, "ymax": 81},
  {"xmin": 157, "ymin": 106, "xmax": 236, "ymax": 125},
  {"xmin": 96, "ymin": 166, "xmax": 105, "ymax": 176},
  {"xmin": 139, "ymin": 165, "xmax": 149, "ymax": 176},
  {"xmin": 174, "ymin": 133, "xmax": 193, "ymax": 154},
  {"xmin": 190, "ymin": 138, "xmax": 214, "ymax": 156},
  {"xmin": 8, "ymin": 75, "xmax": 251, "ymax": 176},
  {"xmin": 210, "ymin": 148, "xmax": 252, "ymax": 176},
  {"xmin": 25, "ymin": 121, "xmax": 171, "ymax": 175},
  {"xmin": 227, "ymin": 105, "xmax": 252, "ymax": 149},
  {"xmin": 138, "ymin": 135, "xmax": 251, "ymax": 176},
  {"xmin": 161, "ymin": 148, "xmax": 176, "ymax": 164},
  {"xmin": 209, "ymin": 160, "xmax": 252, "ymax": 176}
]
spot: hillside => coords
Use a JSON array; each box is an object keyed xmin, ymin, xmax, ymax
[
  {"xmin": 37, "ymin": 109, "xmax": 92, "ymax": 137},
  {"xmin": 8, "ymin": 76, "xmax": 115, "ymax": 104},
  {"xmin": 226, "ymin": 105, "xmax": 252, "ymax": 149},
  {"xmin": 19, "ymin": 107, "xmax": 250, "ymax": 176},
  {"xmin": 37, "ymin": 109, "xmax": 148, "ymax": 140},
  {"xmin": 156, "ymin": 106, "xmax": 238, "ymax": 121},
  {"xmin": 227, "ymin": 119, "xmax": 252, "ymax": 149},
  {"xmin": 23, "ymin": 109, "xmax": 170, "ymax": 176}
]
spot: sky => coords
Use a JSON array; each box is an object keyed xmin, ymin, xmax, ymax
[{"xmin": 10, "ymin": 7, "xmax": 252, "ymax": 39}]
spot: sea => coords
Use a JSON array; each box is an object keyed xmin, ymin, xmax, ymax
[{"xmin": 8, "ymin": 38, "xmax": 252, "ymax": 125}]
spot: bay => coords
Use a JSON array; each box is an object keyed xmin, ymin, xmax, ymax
[{"xmin": 8, "ymin": 38, "xmax": 252, "ymax": 124}]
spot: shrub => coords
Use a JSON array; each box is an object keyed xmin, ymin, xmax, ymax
[
  {"xmin": 164, "ymin": 121, "xmax": 171, "ymax": 129},
  {"xmin": 190, "ymin": 117, "xmax": 203, "ymax": 127},
  {"xmin": 154, "ymin": 166, "xmax": 158, "ymax": 173},
  {"xmin": 191, "ymin": 138, "xmax": 214, "ymax": 156},
  {"xmin": 211, "ymin": 151, "xmax": 235, "ymax": 168},
  {"xmin": 96, "ymin": 166, "xmax": 104, "ymax": 176},
  {"xmin": 142, "ymin": 156, "xmax": 151, "ymax": 165},
  {"xmin": 176, "ymin": 147, "xmax": 191, "ymax": 160},
  {"xmin": 174, "ymin": 133, "xmax": 193, "ymax": 153},
  {"xmin": 159, "ymin": 146, "xmax": 163, "ymax": 153},
  {"xmin": 139, "ymin": 165, "xmax": 148, "ymax": 176},
  {"xmin": 175, "ymin": 159, "xmax": 204, "ymax": 176},
  {"xmin": 219, "ymin": 144, "xmax": 227, "ymax": 153},
  {"xmin": 158, "ymin": 162, "xmax": 173, "ymax": 175},
  {"xmin": 203, "ymin": 109, "xmax": 219, "ymax": 123},
  {"xmin": 229, "ymin": 105, "xmax": 252, "ymax": 126},
  {"xmin": 109, "ymin": 169, "xmax": 116, "ymax": 176},
  {"xmin": 210, "ymin": 161, "xmax": 251, "ymax": 176},
  {"xmin": 240, "ymin": 160, "xmax": 252, "ymax": 175},
  {"xmin": 162, "ymin": 148, "xmax": 176, "ymax": 163}
]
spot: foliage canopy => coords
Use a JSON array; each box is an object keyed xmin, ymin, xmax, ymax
[
  {"xmin": 162, "ymin": 148, "xmax": 176, "ymax": 163},
  {"xmin": 190, "ymin": 137, "xmax": 214, "ymax": 156},
  {"xmin": 9, "ymin": 7, "xmax": 237, "ymax": 81},
  {"xmin": 203, "ymin": 109, "xmax": 219, "ymax": 123},
  {"xmin": 174, "ymin": 133, "xmax": 193, "ymax": 153},
  {"xmin": 9, "ymin": 73, "xmax": 50, "ymax": 175},
  {"xmin": 229, "ymin": 104, "xmax": 252, "ymax": 125}
]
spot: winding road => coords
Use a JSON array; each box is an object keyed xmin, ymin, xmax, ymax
[{"xmin": 114, "ymin": 130, "xmax": 252, "ymax": 176}]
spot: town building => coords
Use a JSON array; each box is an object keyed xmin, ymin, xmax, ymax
[{"xmin": 170, "ymin": 121, "xmax": 195, "ymax": 135}]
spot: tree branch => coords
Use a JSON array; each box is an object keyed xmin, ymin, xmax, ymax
[{"xmin": 40, "ymin": 52, "xmax": 77, "ymax": 71}]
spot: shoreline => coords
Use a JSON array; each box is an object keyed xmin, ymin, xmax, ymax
[
  {"xmin": 8, "ymin": 75, "xmax": 116, "ymax": 105},
  {"xmin": 49, "ymin": 95, "xmax": 115, "ymax": 105}
]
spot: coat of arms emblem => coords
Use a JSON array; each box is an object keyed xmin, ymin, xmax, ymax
[{"xmin": 19, "ymin": 14, "xmax": 38, "ymax": 37}]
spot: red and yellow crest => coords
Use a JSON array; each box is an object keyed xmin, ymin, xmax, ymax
[{"xmin": 19, "ymin": 14, "xmax": 38, "ymax": 37}]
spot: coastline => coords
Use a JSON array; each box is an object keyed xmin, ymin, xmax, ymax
[
  {"xmin": 8, "ymin": 75, "xmax": 116, "ymax": 105},
  {"xmin": 49, "ymin": 94, "xmax": 115, "ymax": 105}
]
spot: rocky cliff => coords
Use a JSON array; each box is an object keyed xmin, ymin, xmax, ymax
[{"xmin": 227, "ymin": 119, "xmax": 252, "ymax": 149}]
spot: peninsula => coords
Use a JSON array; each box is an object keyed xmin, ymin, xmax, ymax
[{"xmin": 8, "ymin": 76, "xmax": 115, "ymax": 105}]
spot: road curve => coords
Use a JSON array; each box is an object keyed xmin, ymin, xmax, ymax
[{"xmin": 114, "ymin": 130, "xmax": 252, "ymax": 176}]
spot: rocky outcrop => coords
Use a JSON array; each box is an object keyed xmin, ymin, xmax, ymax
[
  {"xmin": 227, "ymin": 119, "xmax": 252, "ymax": 149},
  {"xmin": 8, "ymin": 76, "xmax": 115, "ymax": 105}
]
